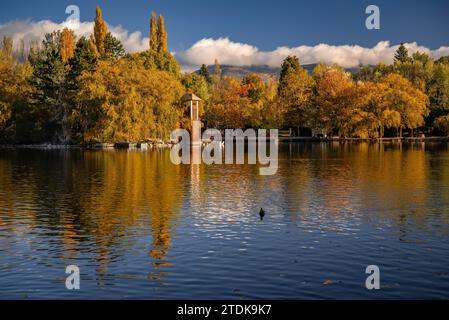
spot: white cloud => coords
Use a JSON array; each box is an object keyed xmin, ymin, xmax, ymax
[
  {"xmin": 1, "ymin": 19, "xmax": 449, "ymax": 70},
  {"xmin": 0, "ymin": 19, "xmax": 149, "ymax": 53},
  {"xmin": 176, "ymin": 37, "xmax": 449, "ymax": 69}
]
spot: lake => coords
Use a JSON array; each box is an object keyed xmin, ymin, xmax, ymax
[{"xmin": 1, "ymin": 142, "xmax": 449, "ymax": 299}]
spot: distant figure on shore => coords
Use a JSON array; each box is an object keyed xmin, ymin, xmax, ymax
[{"xmin": 259, "ymin": 208, "xmax": 265, "ymax": 221}]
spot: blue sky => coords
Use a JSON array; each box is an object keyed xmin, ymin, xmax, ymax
[
  {"xmin": 1, "ymin": 0, "xmax": 448, "ymax": 51},
  {"xmin": 1, "ymin": 0, "xmax": 448, "ymax": 69}
]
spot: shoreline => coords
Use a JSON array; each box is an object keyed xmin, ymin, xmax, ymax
[{"xmin": 1, "ymin": 136, "xmax": 449, "ymax": 150}]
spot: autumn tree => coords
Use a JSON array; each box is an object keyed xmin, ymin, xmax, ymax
[
  {"xmin": 182, "ymin": 73, "xmax": 210, "ymax": 102},
  {"xmin": 129, "ymin": 12, "xmax": 179, "ymax": 77},
  {"xmin": 241, "ymin": 73, "xmax": 270, "ymax": 127},
  {"xmin": 394, "ymin": 51, "xmax": 434, "ymax": 91},
  {"xmin": 93, "ymin": 6, "xmax": 108, "ymax": 56},
  {"xmin": 157, "ymin": 15, "xmax": 167, "ymax": 53},
  {"xmin": 352, "ymin": 81, "xmax": 400, "ymax": 138},
  {"xmin": 278, "ymin": 56, "xmax": 314, "ymax": 133},
  {"xmin": 150, "ymin": 11, "xmax": 157, "ymax": 51},
  {"xmin": 279, "ymin": 55, "xmax": 301, "ymax": 85},
  {"xmin": 0, "ymin": 50, "xmax": 14, "ymax": 133},
  {"xmin": 380, "ymin": 73, "xmax": 428, "ymax": 137},
  {"xmin": 205, "ymin": 76, "xmax": 251, "ymax": 129},
  {"xmin": 1, "ymin": 36, "xmax": 13, "ymax": 57},
  {"xmin": 212, "ymin": 59, "xmax": 222, "ymax": 83},
  {"xmin": 311, "ymin": 66, "xmax": 356, "ymax": 137},
  {"xmin": 355, "ymin": 63, "xmax": 394, "ymax": 82},
  {"xmin": 242, "ymin": 73, "xmax": 266, "ymax": 104},
  {"xmin": 74, "ymin": 59, "xmax": 183, "ymax": 143},
  {"xmin": 89, "ymin": 34, "xmax": 98, "ymax": 57},
  {"xmin": 433, "ymin": 115, "xmax": 449, "ymax": 135},
  {"xmin": 60, "ymin": 28, "xmax": 75, "ymax": 63},
  {"xmin": 437, "ymin": 55, "xmax": 449, "ymax": 65},
  {"xmin": 0, "ymin": 49, "xmax": 33, "ymax": 142},
  {"xmin": 129, "ymin": 50, "xmax": 180, "ymax": 77}
]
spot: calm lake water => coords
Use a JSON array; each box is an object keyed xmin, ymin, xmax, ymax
[{"xmin": 1, "ymin": 142, "xmax": 449, "ymax": 299}]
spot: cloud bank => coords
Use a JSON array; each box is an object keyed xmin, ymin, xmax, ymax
[
  {"xmin": 0, "ymin": 19, "xmax": 149, "ymax": 53},
  {"xmin": 1, "ymin": 19, "xmax": 449, "ymax": 70},
  {"xmin": 176, "ymin": 37, "xmax": 449, "ymax": 70}
]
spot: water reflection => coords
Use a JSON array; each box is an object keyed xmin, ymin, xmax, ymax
[{"xmin": 0, "ymin": 142, "xmax": 449, "ymax": 299}]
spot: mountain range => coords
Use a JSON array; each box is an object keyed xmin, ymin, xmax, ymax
[{"xmin": 194, "ymin": 64, "xmax": 362, "ymax": 81}]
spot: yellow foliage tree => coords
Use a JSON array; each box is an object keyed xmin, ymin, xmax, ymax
[
  {"xmin": 380, "ymin": 73, "xmax": 429, "ymax": 137},
  {"xmin": 74, "ymin": 59, "xmax": 183, "ymax": 143},
  {"xmin": 312, "ymin": 66, "xmax": 356, "ymax": 137},
  {"xmin": 206, "ymin": 76, "xmax": 255, "ymax": 129},
  {"xmin": 60, "ymin": 28, "xmax": 75, "ymax": 63},
  {"xmin": 89, "ymin": 34, "xmax": 98, "ymax": 57},
  {"xmin": 93, "ymin": 6, "xmax": 108, "ymax": 56},
  {"xmin": 157, "ymin": 15, "xmax": 167, "ymax": 53},
  {"xmin": 278, "ymin": 66, "xmax": 314, "ymax": 132},
  {"xmin": 0, "ymin": 50, "xmax": 32, "ymax": 139},
  {"xmin": 150, "ymin": 11, "xmax": 157, "ymax": 51}
]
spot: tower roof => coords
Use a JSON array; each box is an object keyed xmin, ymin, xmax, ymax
[{"xmin": 181, "ymin": 93, "xmax": 202, "ymax": 101}]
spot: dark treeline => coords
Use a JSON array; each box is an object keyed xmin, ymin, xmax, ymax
[{"xmin": 1, "ymin": 6, "xmax": 449, "ymax": 144}]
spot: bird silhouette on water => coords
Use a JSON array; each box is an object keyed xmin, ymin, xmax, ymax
[{"xmin": 259, "ymin": 208, "xmax": 265, "ymax": 221}]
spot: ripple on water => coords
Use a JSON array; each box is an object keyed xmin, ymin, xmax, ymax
[{"xmin": 0, "ymin": 145, "xmax": 449, "ymax": 299}]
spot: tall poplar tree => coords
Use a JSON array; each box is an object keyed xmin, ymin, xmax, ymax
[
  {"xmin": 150, "ymin": 11, "xmax": 157, "ymax": 51},
  {"xmin": 93, "ymin": 6, "xmax": 108, "ymax": 56},
  {"xmin": 89, "ymin": 34, "xmax": 98, "ymax": 57},
  {"xmin": 157, "ymin": 15, "xmax": 167, "ymax": 53},
  {"xmin": 1, "ymin": 36, "xmax": 13, "ymax": 57},
  {"xmin": 60, "ymin": 28, "xmax": 75, "ymax": 63}
]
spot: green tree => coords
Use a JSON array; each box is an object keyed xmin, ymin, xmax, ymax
[
  {"xmin": 198, "ymin": 64, "xmax": 212, "ymax": 84},
  {"xmin": 104, "ymin": 32, "xmax": 125, "ymax": 60},
  {"xmin": 427, "ymin": 63, "xmax": 449, "ymax": 123},
  {"xmin": 433, "ymin": 115, "xmax": 449, "ymax": 135},
  {"xmin": 394, "ymin": 43, "xmax": 410, "ymax": 64},
  {"xmin": 28, "ymin": 31, "xmax": 71, "ymax": 142},
  {"xmin": 394, "ymin": 51, "xmax": 434, "ymax": 91},
  {"xmin": 354, "ymin": 63, "xmax": 394, "ymax": 82},
  {"xmin": 279, "ymin": 55, "xmax": 301, "ymax": 85},
  {"xmin": 182, "ymin": 73, "xmax": 210, "ymax": 102},
  {"xmin": 69, "ymin": 36, "xmax": 97, "ymax": 77},
  {"xmin": 437, "ymin": 55, "xmax": 449, "ymax": 65}
]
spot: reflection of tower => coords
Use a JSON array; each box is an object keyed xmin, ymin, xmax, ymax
[
  {"xmin": 180, "ymin": 93, "xmax": 203, "ymax": 206},
  {"xmin": 181, "ymin": 93, "xmax": 202, "ymax": 146},
  {"xmin": 191, "ymin": 148, "xmax": 201, "ymax": 202}
]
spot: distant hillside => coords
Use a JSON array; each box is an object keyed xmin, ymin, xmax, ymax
[
  {"xmin": 194, "ymin": 64, "xmax": 361, "ymax": 80},
  {"xmin": 193, "ymin": 65, "xmax": 280, "ymax": 81}
]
